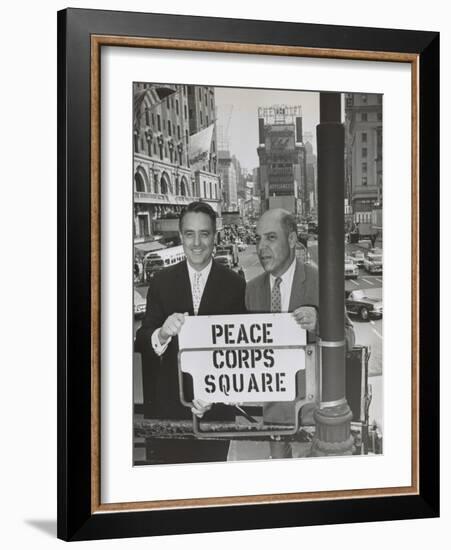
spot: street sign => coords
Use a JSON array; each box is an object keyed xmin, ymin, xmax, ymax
[{"xmin": 178, "ymin": 313, "xmax": 306, "ymax": 403}]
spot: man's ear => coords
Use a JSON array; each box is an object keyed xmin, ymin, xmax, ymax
[{"xmin": 289, "ymin": 231, "xmax": 298, "ymax": 249}]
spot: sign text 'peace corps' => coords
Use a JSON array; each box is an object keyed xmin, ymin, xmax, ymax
[{"xmin": 178, "ymin": 313, "xmax": 306, "ymax": 403}]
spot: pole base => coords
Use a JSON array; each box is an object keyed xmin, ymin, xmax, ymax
[{"xmin": 310, "ymin": 403, "xmax": 354, "ymax": 457}]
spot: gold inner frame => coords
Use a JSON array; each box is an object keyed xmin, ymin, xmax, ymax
[{"xmin": 90, "ymin": 35, "xmax": 420, "ymax": 514}]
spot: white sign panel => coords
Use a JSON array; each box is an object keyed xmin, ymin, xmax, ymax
[
  {"xmin": 178, "ymin": 313, "xmax": 306, "ymax": 403},
  {"xmin": 180, "ymin": 347, "xmax": 305, "ymax": 403},
  {"xmin": 178, "ymin": 313, "xmax": 306, "ymax": 349}
]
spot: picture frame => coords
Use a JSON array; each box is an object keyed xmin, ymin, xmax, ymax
[{"xmin": 57, "ymin": 7, "xmax": 439, "ymax": 541}]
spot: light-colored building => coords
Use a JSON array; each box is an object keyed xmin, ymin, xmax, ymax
[
  {"xmin": 133, "ymin": 83, "xmax": 221, "ymax": 243},
  {"xmin": 345, "ymin": 93, "xmax": 383, "ymax": 224},
  {"xmin": 217, "ymin": 150, "xmax": 238, "ymax": 211}
]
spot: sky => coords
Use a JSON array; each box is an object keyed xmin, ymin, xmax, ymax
[{"xmin": 214, "ymin": 86, "xmax": 321, "ymax": 172}]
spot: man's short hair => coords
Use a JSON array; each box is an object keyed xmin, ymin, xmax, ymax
[
  {"xmin": 279, "ymin": 210, "xmax": 297, "ymax": 236},
  {"xmin": 179, "ymin": 201, "xmax": 217, "ymax": 232}
]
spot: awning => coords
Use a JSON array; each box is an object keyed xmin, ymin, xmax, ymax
[{"xmin": 134, "ymin": 241, "xmax": 166, "ymax": 256}]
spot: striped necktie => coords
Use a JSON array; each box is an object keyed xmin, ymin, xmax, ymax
[
  {"xmin": 271, "ymin": 276, "xmax": 282, "ymax": 312},
  {"xmin": 192, "ymin": 271, "xmax": 203, "ymax": 315}
]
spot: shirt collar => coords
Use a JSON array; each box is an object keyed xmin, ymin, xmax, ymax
[
  {"xmin": 270, "ymin": 257, "xmax": 296, "ymax": 288},
  {"xmin": 187, "ymin": 258, "xmax": 213, "ymax": 282}
]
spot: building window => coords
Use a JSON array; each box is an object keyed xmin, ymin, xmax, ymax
[
  {"xmin": 164, "ymin": 146, "xmax": 168, "ymax": 158},
  {"xmin": 145, "ymin": 110, "xmax": 150, "ymax": 126},
  {"xmin": 362, "ymin": 176, "xmax": 368, "ymax": 186},
  {"xmin": 171, "ymin": 97, "xmax": 174, "ymax": 109},
  {"xmin": 198, "ymin": 88, "xmax": 202, "ymax": 101},
  {"xmin": 361, "ymin": 113, "xmax": 368, "ymax": 121},
  {"xmin": 176, "ymin": 99, "xmax": 179, "ymax": 115},
  {"xmin": 205, "ymin": 92, "xmax": 208, "ymax": 106},
  {"xmin": 200, "ymin": 111, "xmax": 203, "ymax": 125},
  {"xmin": 140, "ymin": 137, "xmax": 144, "ymax": 151},
  {"xmin": 362, "ymin": 147, "xmax": 367, "ymax": 158},
  {"xmin": 361, "ymin": 94, "xmax": 367, "ymax": 103},
  {"xmin": 134, "ymin": 172, "xmax": 146, "ymax": 192},
  {"xmin": 163, "ymin": 119, "xmax": 166, "ymax": 130},
  {"xmin": 168, "ymin": 121, "xmax": 172, "ymax": 136},
  {"xmin": 362, "ymin": 132, "xmax": 367, "ymax": 142},
  {"xmin": 362, "ymin": 162, "xmax": 367, "ymax": 173},
  {"xmin": 157, "ymin": 114, "xmax": 161, "ymax": 131},
  {"xmin": 184, "ymin": 105, "xmax": 187, "ymax": 119},
  {"xmin": 206, "ymin": 115, "xmax": 209, "ymax": 126},
  {"xmin": 153, "ymin": 143, "xmax": 157, "ymax": 155},
  {"xmin": 151, "ymin": 113, "xmax": 155, "ymax": 126},
  {"xmin": 185, "ymin": 130, "xmax": 189, "ymax": 144}
]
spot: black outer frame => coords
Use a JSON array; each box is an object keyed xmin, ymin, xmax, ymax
[{"xmin": 57, "ymin": 8, "xmax": 439, "ymax": 542}]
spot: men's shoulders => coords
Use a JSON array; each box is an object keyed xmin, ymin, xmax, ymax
[
  {"xmin": 247, "ymin": 271, "xmax": 266, "ymax": 290},
  {"xmin": 213, "ymin": 261, "xmax": 244, "ymax": 286},
  {"xmin": 152, "ymin": 260, "xmax": 186, "ymax": 286},
  {"xmin": 302, "ymin": 260, "xmax": 318, "ymax": 278}
]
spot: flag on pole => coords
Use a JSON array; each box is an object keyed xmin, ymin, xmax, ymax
[{"xmin": 189, "ymin": 124, "xmax": 214, "ymax": 166}]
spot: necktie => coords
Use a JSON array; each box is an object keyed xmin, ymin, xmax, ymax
[
  {"xmin": 271, "ymin": 277, "xmax": 282, "ymax": 312},
  {"xmin": 192, "ymin": 271, "xmax": 203, "ymax": 315}
]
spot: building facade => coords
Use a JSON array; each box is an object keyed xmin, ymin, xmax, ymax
[
  {"xmin": 345, "ymin": 93, "xmax": 383, "ymax": 224},
  {"xmin": 256, "ymin": 105, "xmax": 307, "ymax": 217},
  {"xmin": 133, "ymin": 83, "xmax": 221, "ymax": 243},
  {"xmin": 217, "ymin": 150, "xmax": 238, "ymax": 211}
]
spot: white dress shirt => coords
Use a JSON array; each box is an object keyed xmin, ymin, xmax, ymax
[
  {"xmin": 151, "ymin": 260, "xmax": 213, "ymax": 355},
  {"xmin": 269, "ymin": 258, "xmax": 296, "ymax": 313}
]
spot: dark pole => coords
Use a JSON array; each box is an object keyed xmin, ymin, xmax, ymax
[{"xmin": 310, "ymin": 92, "xmax": 353, "ymax": 456}]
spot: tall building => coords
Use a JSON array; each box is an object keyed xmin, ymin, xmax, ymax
[
  {"xmin": 304, "ymin": 140, "xmax": 317, "ymax": 216},
  {"xmin": 345, "ymin": 93, "xmax": 383, "ymax": 224},
  {"xmin": 257, "ymin": 105, "xmax": 306, "ymax": 216},
  {"xmin": 133, "ymin": 83, "xmax": 221, "ymax": 243},
  {"xmin": 217, "ymin": 150, "xmax": 238, "ymax": 210}
]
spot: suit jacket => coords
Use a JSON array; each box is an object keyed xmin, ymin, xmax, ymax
[
  {"xmin": 245, "ymin": 259, "xmax": 355, "ymax": 423},
  {"xmin": 135, "ymin": 259, "xmax": 246, "ymax": 420}
]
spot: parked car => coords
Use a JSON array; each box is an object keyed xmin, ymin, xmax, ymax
[
  {"xmin": 215, "ymin": 243, "xmax": 239, "ymax": 265},
  {"xmin": 351, "ymin": 249, "xmax": 365, "ymax": 267},
  {"xmin": 363, "ymin": 248, "xmax": 383, "ymax": 274},
  {"xmin": 134, "ymin": 288, "xmax": 147, "ymax": 318},
  {"xmin": 215, "ymin": 253, "xmax": 234, "ymax": 269},
  {"xmin": 236, "ymin": 240, "xmax": 247, "ymax": 252},
  {"xmin": 345, "ymin": 256, "xmax": 359, "ymax": 279},
  {"xmin": 346, "ymin": 289, "xmax": 383, "ymax": 321}
]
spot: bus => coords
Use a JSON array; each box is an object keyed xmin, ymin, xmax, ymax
[{"xmin": 143, "ymin": 245, "xmax": 185, "ymax": 282}]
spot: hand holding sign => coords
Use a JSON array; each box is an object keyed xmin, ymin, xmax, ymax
[
  {"xmin": 292, "ymin": 306, "xmax": 317, "ymax": 332},
  {"xmin": 191, "ymin": 398, "xmax": 213, "ymax": 418},
  {"xmin": 158, "ymin": 312, "xmax": 187, "ymax": 344}
]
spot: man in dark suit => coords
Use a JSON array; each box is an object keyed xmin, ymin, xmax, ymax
[
  {"xmin": 246, "ymin": 208, "xmax": 355, "ymax": 459},
  {"xmin": 135, "ymin": 201, "xmax": 246, "ymax": 464}
]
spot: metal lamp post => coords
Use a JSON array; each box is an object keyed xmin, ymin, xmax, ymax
[{"xmin": 310, "ymin": 92, "xmax": 354, "ymax": 456}]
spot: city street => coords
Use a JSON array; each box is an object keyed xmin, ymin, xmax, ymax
[
  {"xmin": 134, "ymin": 242, "xmax": 383, "ymax": 383},
  {"xmin": 134, "ymin": 242, "xmax": 383, "ymax": 460}
]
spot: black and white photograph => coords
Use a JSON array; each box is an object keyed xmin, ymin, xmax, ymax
[{"xmin": 132, "ymin": 83, "xmax": 383, "ymax": 466}]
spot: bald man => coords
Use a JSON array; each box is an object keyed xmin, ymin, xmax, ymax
[{"xmin": 246, "ymin": 208, "xmax": 355, "ymax": 459}]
